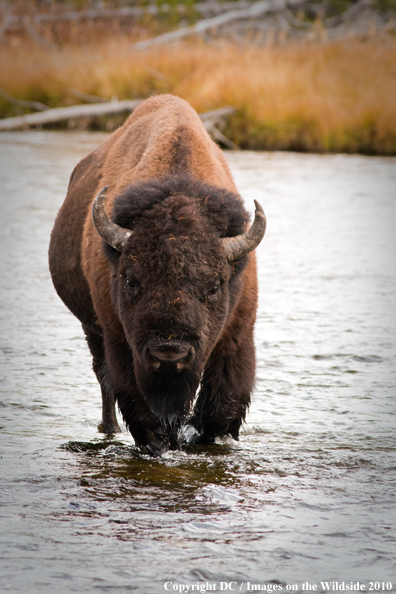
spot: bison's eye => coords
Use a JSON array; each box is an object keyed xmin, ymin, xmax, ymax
[
  {"xmin": 201, "ymin": 284, "xmax": 220, "ymax": 304},
  {"xmin": 125, "ymin": 277, "xmax": 140, "ymax": 299}
]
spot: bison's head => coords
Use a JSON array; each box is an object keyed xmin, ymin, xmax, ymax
[{"xmin": 92, "ymin": 175, "xmax": 266, "ymax": 425}]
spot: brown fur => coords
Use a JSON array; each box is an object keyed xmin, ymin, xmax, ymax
[{"xmin": 49, "ymin": 95, "xmax": 260, "ymax": 456}]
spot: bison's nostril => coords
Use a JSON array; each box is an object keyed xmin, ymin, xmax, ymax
[
  {"xmin": 145, "ymin": 345, "xmax": 194, "ymax": 372},
  {"xmin": 149, "ymin": 348, "xmax": 188, "ymax": 363}
]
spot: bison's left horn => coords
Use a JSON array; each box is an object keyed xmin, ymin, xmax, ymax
[
  {"xmin": 92, "ymin": 186, "xmax": 132, "ymax": 252},
  {"xmin": 221, "ymin": 200, "xmax": 267, "ymax": 262}
]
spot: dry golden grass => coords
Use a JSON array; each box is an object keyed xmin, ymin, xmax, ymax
[{"xmin": 1, "ymin": 36, "xmax": 396, "ymax": 153}]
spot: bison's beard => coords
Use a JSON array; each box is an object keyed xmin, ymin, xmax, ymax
[{"xmin": 136, "ymin": 364, "xmax": 201, "ymax": 424}]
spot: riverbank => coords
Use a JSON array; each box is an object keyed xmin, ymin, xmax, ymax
[{"xmin": 1, "ymin": 36, "xmax": 396, "ymax": 154}]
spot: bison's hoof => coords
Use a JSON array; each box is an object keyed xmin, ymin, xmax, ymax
[
  {"xmin": 98, "ymin": 421, "xmax": 122, "ymax": 434},
  {"xmin": 145, "ymin": 437, "xmax": 171, "ymax": 457}
]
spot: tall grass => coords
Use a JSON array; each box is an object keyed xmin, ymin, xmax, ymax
[{"xmin": 1, "ymin": 36, "xmax": 396, "ymax": 154}]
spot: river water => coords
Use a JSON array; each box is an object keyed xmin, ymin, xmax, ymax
[{"xmin": 0, "ymin": 132, "xmax": 395, "ymax": 594}]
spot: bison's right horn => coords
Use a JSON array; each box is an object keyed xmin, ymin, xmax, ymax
[
  {"xmin": 221, "ymin": 200, "xmax": 267, "ymax": 262},
  {"xmin": 92, "ymin": 186, "xmax": 132, "ymax": 252}
]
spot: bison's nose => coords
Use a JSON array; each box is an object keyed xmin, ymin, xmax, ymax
[{"xmin": 145, "ymin": 345, "xmax": 194, "ymax": 373}]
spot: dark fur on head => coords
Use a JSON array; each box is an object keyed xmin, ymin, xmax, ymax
[
  {"xmin": 114, "ymin": 173, "xmax": 248, "ymax": 234},
  {"xmin": 105, "ymin": 173, "xmax": 249, "ymax": 252}
]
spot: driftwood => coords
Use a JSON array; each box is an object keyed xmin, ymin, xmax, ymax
[
  {"xmin": 198, "ymin": 106, "xmax": 239, "ymax": 149},
  {"xmin": 131, "ymin": 0, "xmax": 303, "ymax": 50},
  {"xmin": 0, "ymin": 0, "xmax": 390, "ymax": 48},
  {"xmin": 199, "ymin": 106, "xmax": 236, "ymax": 123},
  {"xmin": 0, "ymin": 101, "xmax": 236, "ymax": 141},
  {"xmin": 0, "ymin": 99, "xmax": 143, "ymax": 131},
  {"xmin": 210, "ymin": 126, "xmax": 240, "ymax": 150}
]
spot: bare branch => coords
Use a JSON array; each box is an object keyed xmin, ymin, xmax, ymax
[
  {"xmin": 323, "ymin": 0, "xmax": 371, "ymax": 27},
  {"xmin": 131, "ymin": 0, "xmax": 303, "ymax": 50},
  {"xmin": 209, "ymin": 126, "xmax": 240, "ymax": 150},
  {"xmin": 23, "ymin": 16, "xmax": 57, "ymax": 50},
  {"xmin": 199, "ymin": 106, "xmax": 236, "ymax": 122},
  {"xmin": 282, "ymin": 7, "xmax": 312, "ymax": 28},
  {"xmin": 0, "ymin": 86, "xmax": 50, "ymax": 111},
  {"xmin": 69, "ymin": 88, "xmax": 109, "ymax": 104}
]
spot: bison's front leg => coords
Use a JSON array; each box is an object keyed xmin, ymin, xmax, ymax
[
  {"xmin": 83, "ymin": 325, "xmax": 121, "ymax": 434},
  {"xmin": 117, "ymin": 390, "xmax": 176, "ymax": 456},
  {"xmin": 190, "ymin": 332, "xmax": 255, "ymax": 443}
]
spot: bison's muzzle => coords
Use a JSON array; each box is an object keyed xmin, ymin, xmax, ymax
[{"xmin": 144, "ymin": 341, "xmax": 195, "ymax": 374}]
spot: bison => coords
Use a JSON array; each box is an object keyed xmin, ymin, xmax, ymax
[{"xmin": 49, "ymin": 94, "xmax": 266, "ymax": 456}]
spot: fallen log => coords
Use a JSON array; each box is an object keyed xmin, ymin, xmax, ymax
[
  {"xmin": 210, "ymin": 126, "xmax": 240, "ymax": 150},
  {"xmin": 131, "ymin": 0, "xmax": 303, "ymax": 50},
  {"xmin": 0, "ymin": 99, "xmax": 143, "ymax": 131},
  {"xmin": 199, "ymin": 106, "xmax": 236, "ymax": 123},
  {"xmin": 0, "ymin": 100, "xmax": 235, "ymax": 133}
]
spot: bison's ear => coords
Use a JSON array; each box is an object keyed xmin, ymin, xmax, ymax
[
  {"xmin": 92, "ymin": 186, "xmax": 133, "ymax": 252},
  {"xmin": 221, "ymin": 200, "xmax": 266, "ymax": 262}
]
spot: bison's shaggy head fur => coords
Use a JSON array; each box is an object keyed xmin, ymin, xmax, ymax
[{"xmin": 102, "ymin": 173, "xmax": 250, "ymax": 428}]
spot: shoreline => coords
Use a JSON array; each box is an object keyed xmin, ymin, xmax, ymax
[{"xmin": 1, "ymin": 37, "xmax": 395, "ymax": 155}]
